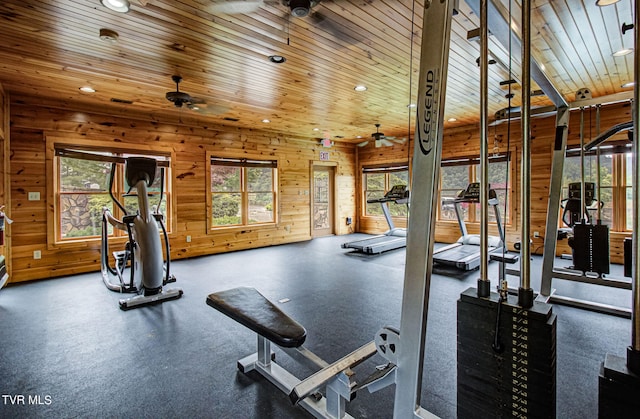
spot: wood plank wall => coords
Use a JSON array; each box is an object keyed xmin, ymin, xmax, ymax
[
  {"xmin": 357, "ymin": 101, "xmax": 633, "ymax": 264},
  {"xmin": 0, "ymin": 85, "xmax": 9, "ymax": 275},
  {"xmin": 8, "ymin": 97, "xmax": 356, "ymax": 283},
  {"xmin": 6, "ymin": 97, "xmax": 634, "ymax": 284}
]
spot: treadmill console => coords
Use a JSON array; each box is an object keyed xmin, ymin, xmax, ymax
[
  {"xmin": 456, "ymin": 183, "xmax": 497, "ymax": 202},
  {"xmin": 367, "ymin": 185, "xmax": 409, "ymax": 203}
]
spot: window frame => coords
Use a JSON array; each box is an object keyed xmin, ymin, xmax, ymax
[
  {"xmin": 207, "ymin": 152, "xmax": 279, "ymax": 231},
  {"xmin": 361, "ymin": 162, "xmax": 409, "ymax": 219},
  {"xmin": 437, "ymin": 153, "xmax": 512, "ymax": 225},
  {"xmin": 562, "ymin": 142, "xmax": 632, "ymax": 232},
  {"xmin": 46, "ymin": 136, "xmax": 175, "ymax": 249}
]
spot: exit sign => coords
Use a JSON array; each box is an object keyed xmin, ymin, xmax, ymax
[{"xmin": 319, "ymin": 151, "xmax": 330, "ymax": 161}]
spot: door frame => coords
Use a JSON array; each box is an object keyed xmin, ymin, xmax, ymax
[{"xmin": 310, "ymin": 161, "xmax": 338, "ymax": 237}]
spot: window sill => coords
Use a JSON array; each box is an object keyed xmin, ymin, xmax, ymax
[
  {"xmin": 209, "ymin": 222, "xmax": 277, "ymax": 233},
  {"xmin": 48, "ymin": 233, "xmax": 172, "ymax": 250}
]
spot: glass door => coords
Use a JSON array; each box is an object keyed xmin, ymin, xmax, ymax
[{"xmin": 312, "ymin": 166, "xmax": 334, "ymax": 237}]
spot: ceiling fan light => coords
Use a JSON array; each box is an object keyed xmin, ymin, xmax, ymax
[
  {"xmin": 354, "ymin": 85, "xmax": 367, "ymax": 92},
  {"xmin": 100, "ymin": 0, "xmax": 130, "ymax": 13},
  {"xmin": 289, "ymin": 0, "xmax": 311, "ymax": 17},
  {"xmin": 595, "ymin": 0, "xmax": 620, "ymax": 6}
]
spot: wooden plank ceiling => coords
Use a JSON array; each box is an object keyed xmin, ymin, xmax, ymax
[{"xmin": 0, "ymin": 0, "xmax": 634, "ymax": 143}]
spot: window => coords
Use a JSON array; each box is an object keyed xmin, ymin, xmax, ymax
[
  {"xmin": 362, "ymin": 164, "xmax": 409, "ymax": 217},
  {"xmin": 438, "ymin": 154, "xmax": 511, "ymax": 224},
  {"xmin": 210, "ymin": 157, "xmax": 277, "ymax": 227},
  {"xmin": 562, "ymin": 143, "xmax": 632, "ymax": 231},
  {"xmin": 54, "ymin": 147, "xmax": 171, "ymax": 241}
]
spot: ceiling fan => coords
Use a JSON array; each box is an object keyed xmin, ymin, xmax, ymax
[
  {"xmin": 211, "ymin": 1, "xmax": 318, "ymax": 16},
  {"xmin": 165, "ymin": 75, "xmax": 227, "ymax": 115},
  {"xmin": 358, "ymin": 124, "xmax": 407, "ymax": 148},
  {"xmin": 209, "ymin": 1, "xmax": 362, "ymax": 45}
]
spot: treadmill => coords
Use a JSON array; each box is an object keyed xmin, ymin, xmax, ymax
[
  {"xmin": 433, "ymin": 182, "xmax": 506, "ymax": 270},
  {"xmin": 342, "ymin": 185, "xmax": 409, "ymax": 254}
]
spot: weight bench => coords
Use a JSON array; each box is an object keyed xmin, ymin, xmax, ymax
[{"xmin": 206, "ymin": 287, "xmax": 394, "ymax": 419}]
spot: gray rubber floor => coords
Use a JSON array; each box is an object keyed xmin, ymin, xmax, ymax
[{"xmin": 0, "ymin": 234, "xmax": 632, "ymax": 418}]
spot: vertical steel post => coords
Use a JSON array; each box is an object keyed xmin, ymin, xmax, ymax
[
  {"xmin": 596, "ymin": 105, "xmax": 602, "ymax": 222},
  {"xmin": 519, "ymin": 0, "xmax": 533, "ymax": 307},
  {"xmin": 580, "ymin": 108, "xmax": 586, "ymax": 222},
  {"xmin": 478, "ymin": 0, "xmax": 491, "ymax": 297},
  {"xmin": 629, "ymin": 0, "xmax": 640, "ymax": 373},
  {"xmin": 394, "ymin": 0, "xmax": 454, "ymax": 417}
]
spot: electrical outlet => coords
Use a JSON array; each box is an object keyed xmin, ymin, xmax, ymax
[
  {"xmin": 186, "ymin": 235, "xmax": 191, "ymax": 243},
  {"xmin": 28, "ymin": 192, "xmax": 40, "ymax": 201},
  {"xmin": 33, "ymin": 250, "xmax": 41, "ymax": 260}
]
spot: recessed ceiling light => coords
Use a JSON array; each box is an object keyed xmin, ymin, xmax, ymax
[
  {"xmin": 268, "ymin": 55, "xmax": 286, "ymax": 64},
  {"xmin": 99, "ymin": 28, "xmax": 119, "ymax": 43},
  {"xmin": 79, "ymin": 86, "xmax": 96, "ymax": 93},
  {"xmin": 262, "ymin": 119, "xmax": 271, "ymax": 123},
  {"xmin": 613, "ymin": 48, "xmax": 633, "ymax": 57},
  {"xmin": 596, "ymin": 0, "xmax": 621, "ymax": 6},
  {"xmin": 356, "ymin": 136, "xmax": 362, "ymax": 139},
  {"xmin": 313, "ymin": 128, "xmax": 320, "ymax": 131},
  {"xmin": 191, "ymin": 106, "xmax": 200, "ymax": 111},
  {"xmin": 622, "ymin": 81, "xmax": 635, "ymax": 88},
  {"xmin": 448, "ymin": 117, "xmax": 457, "ymax": 122},
  {"xmin": 354, "ymin": 85, "xmax": 367, "ymax": 92},
  {"xmin": 100, "ymin": 0, "xmax": 130, "ymax": 13},
  {"xmin": 407, "ymin": 103, "xmax": 416, "ymax": 108}
]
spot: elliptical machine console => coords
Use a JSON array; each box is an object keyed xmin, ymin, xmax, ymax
[{"xmin": 101, "ymin": 157, "xmax": 183, "ymax": 309}]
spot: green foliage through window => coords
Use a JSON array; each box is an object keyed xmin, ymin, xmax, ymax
[
  {"xmin": 363, "ymin": 165, "xmax": 409, "ymax": 217},
  {"xmin": 57, "ymin": 152, "xmax": 171, "ymax": 240},
  {"xmin": 211, "ymin": 157, "xmax": 277, "ymax": 227}
]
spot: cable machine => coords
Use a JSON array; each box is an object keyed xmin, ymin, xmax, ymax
[
  {"xmin": 205, "ymin": 1, "xmax": 565, "ymax": 417},
  {"xmin": 455, "ymin": 0, "xmax": 561, "ymax": 417},
  {"xmin": 538, "ymin": 104, "xmax": 633, "ymax": 318}
]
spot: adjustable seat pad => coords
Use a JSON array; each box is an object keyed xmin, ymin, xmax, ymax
[{"xmin": 206, "ymin": 286, "xmax": 307, "ymax": 348}]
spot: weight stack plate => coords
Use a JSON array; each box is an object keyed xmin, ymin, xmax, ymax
[
  {"xmin": 573, "ymin": 223, "xmax": 610, "ymax": 275},
  {"xmin": 598, "ymin": 353, "xmax": 640, "ymax": 418},
  {"xmin": 457, "ymin": 287, "xmax": 557, "ymax": 419}
]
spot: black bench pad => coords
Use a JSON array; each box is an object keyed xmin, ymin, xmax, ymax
[{"xmin": 206, "ymin": 287, "xmax": 307, "ymax": 348}]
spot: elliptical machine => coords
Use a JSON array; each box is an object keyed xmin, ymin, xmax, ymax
[{"xmin": 101, "ymin": 157, "xmax": 183, "ymax": 310}]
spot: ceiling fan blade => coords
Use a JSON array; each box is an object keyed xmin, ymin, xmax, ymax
[
  {"xmin": 189, "ymin": 96, "xmax": 207, "ymax": 105},
  {"xmin": 210, "ymin": 1, "xmax": 264, "ymax": 14},
  {"xmin": 188, "ymin": 102, "xmax": 229, "ymax": 115},
  {"xmin": 381, "ymin": 139, "xmax": 393, "ymax": 147},
  {"xmin": 357, "ymin": 141, "xmax": 369, "ymax": 147},
  {"xmin": 308, "ymin": 11, "xmax": 364, "ymax": 45}
]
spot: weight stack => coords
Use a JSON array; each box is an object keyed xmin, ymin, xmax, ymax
[
  {"xmin": 598, "ymin": 353, "xmax": 640, "ymax": 418},
  {"xmin": 457, "ymin": 287, "xmax": 557, "ymax": 419},
  {"xmin": 572, "ymin": 223, "xmax": 610, "ymax": 275}
]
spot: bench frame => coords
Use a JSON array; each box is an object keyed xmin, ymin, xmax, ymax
[
  {"xmin": 237, "ymin": 327, "xmax": 378, "ymax": 418},
  {"xmin": 207, "ymin": 287, "xmax": 386, "ymax": 418}
]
